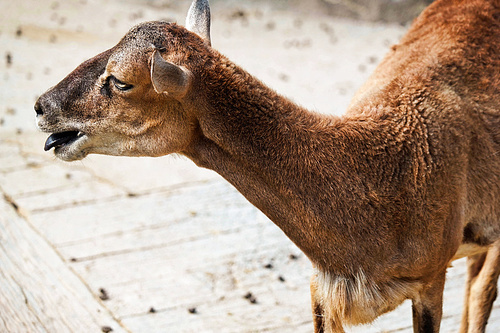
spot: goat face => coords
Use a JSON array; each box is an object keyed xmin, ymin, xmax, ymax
[{"xmin": 35, "ymin": 21, "xmax": 207, "ymax": 161}]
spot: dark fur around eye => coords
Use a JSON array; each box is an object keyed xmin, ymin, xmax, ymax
[{"xmin": 100, "ymin": 76, "xmax": 112, "ymax": 97}]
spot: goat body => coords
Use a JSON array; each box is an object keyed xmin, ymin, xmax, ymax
[{"xmin": 35, "ymin": 0, "xmax": 500, "ymax": 332}]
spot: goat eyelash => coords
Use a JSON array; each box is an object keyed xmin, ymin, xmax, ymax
[
  {"xmin": 111, "ymin": 76, "xmax": 134, "ymax": 91},
  {"xmin": 99, "ymin": 76, "xmax": 133, "ymax": 96}
]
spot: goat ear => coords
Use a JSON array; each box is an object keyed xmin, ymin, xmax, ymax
[
  {"xmin": 185, "ymin": 0, "xmax": 211, "ymax": 46},
  {"xmin": 150, "ymin": 50, "xmax": 191, "ymax": 96}
]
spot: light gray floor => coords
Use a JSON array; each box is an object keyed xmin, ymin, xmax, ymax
[{"xmin": 1, "ymin": 0, "xmax": 499, "ymax": 332}]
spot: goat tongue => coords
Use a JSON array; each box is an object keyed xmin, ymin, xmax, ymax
[{"xmin": 44, "ymin": 131, "xmax": 80, "ymax": 151}]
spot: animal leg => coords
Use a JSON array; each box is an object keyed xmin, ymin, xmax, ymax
[
  {"xmin": 462, "ymin": 240, "xmax": 500, "ymax": 333},
  {"xmin": 310, "ymin": 273, "xmax": 345, "ymax": 333},
  {"xmin": 310, "ymin": 273, "xmax": 325, "ymax": 333},
  {"xmin": 459, "ymin": 252, "xmax": 487, "ymax": 333},
  {"xmin": 412, "ymin": 271, "xmax": 446, "ymax": 333}
]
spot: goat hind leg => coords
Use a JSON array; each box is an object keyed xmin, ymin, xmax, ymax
[
  {"xmin": 459, "ymin": 252, "xmax": 487, "ymax": 333},
  {"xmin": 464, "ymin": 240, "xmax": 500, "ymax": 333}
]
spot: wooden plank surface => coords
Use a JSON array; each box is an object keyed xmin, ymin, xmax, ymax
[
  {"xmin": 0, "ymin": 192, "xmax": 127, "ymax": 333},
  {"xmin": 1, "ymin": 0, "xmax": 500, "ymax": 332}
]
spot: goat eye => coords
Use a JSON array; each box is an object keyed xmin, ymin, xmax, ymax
[{"xmin": 112, "ymin": 77, "xmax": 133, "ymax": 91}]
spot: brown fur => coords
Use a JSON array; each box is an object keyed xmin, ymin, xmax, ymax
[{"xmin": 35, "ymin": 0, "xmax": 500, "ymax": 331}]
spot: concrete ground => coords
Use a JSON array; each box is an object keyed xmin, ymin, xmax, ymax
[{"xmin": 1, "ymin": 0, "xmax": 499, "ymax": 332}]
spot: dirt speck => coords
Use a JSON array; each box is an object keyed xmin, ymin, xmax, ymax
[
  {"xmin": 278, "ymin": 73, "xmax": 290, "ymax": 82},
  {"xmin": 230, "ymin": 9, "xmax": 247, "ymax": 20},
  {"xmin": 265, "ymin": 21, "xmax": 275, "ymax": 31},
  {"xmin": 244, "ymin": 292, "xmax": 257, "ymax": 304},
  {"xmin": 98, "ymin": 288, "xmax": 109, "ymax": 301},
  {"xmin": 6, "ymin": 52, "xmax": 12, "ymax": 67},
  {"xmin": 368, "ymin": 55, "xmax": 378, "ymax": 64}
]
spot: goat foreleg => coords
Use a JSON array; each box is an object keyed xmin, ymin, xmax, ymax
[{"xmin": 411, "ymin": 272, "xmax": 446, "ymax": 333}]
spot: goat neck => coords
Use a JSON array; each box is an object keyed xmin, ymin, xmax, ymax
[{"xmin": 182, "ymin": 53, "xmax": 414, "ymax": 277}]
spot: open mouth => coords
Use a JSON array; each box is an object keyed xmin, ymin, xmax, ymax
[{"xmin": 44, "ymin": 131, "xmax": 84, "ymax": 151}]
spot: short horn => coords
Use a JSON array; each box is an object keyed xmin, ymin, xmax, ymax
[{"xmin": 186, "ymin": 0, "xmax": 211, "ymax": 46}]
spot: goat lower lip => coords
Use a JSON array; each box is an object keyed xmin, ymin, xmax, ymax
[{"xmin": 44, "ymin": 131, "xmax": 82, "ymax": 151}]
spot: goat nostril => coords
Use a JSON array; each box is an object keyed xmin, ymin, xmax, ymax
[{"xmin": 34, "ymin": 101, "xmax": 44, "ymax": 116}]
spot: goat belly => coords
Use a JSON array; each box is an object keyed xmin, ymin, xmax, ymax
[{"xmin": 44, "ymin": 131, "xmax": 80, "ymax": 151}]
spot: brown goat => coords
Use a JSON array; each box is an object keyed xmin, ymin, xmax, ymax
[{"xmin": 35, "ymin": 0, "xmax": 500, "ymax": 332}]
